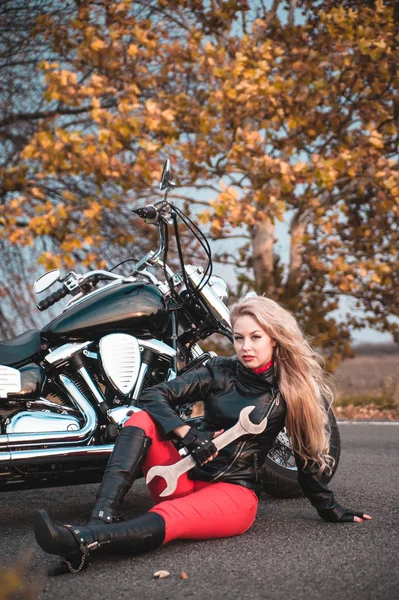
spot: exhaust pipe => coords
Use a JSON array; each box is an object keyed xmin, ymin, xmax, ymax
[
  {"xmin": 0, "ymin": 375, "xmax": 97, "ymax": 448},
  {"xmin": 0, "ymin": 444, "xmax": 114, "ymax": 465}
]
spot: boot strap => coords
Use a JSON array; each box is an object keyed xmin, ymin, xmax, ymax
[
  {"xmin": 89, "ymin": 510, "xmax": 125, "ymax": 524},
  {"xmin": 63, "ymin": 525, "xmax": 95, "ymax": 574}
]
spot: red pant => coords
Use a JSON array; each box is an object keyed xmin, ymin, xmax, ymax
[{"xmin": 124, "ymin": 411, "xmax": 258, "ymax": 544}]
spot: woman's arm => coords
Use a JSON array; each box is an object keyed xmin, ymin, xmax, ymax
[
  {"xmin": 294, "ymin": 454, "xmax": 372, "ymax": 523},
  {"xmin": 138, "ymin": 361, "xmax": 215, "ymax": 437},
  {"xmin": 139, "ymin": 361, "xmax": 222, "ymax": 465}
]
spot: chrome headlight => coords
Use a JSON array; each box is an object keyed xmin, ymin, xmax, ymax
[
  {"xmin": 184, "ymin": 265, "xmax": 231, "ymax": 329},
  {"xmin": 208, "ymin": 276, "xmax": 229, "ymax": 302}
]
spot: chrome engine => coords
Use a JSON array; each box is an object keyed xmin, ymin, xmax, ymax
[
  {"xmin": 5, "ymin": 411, "xmax": 80, "ymax": 434},
  {"xmin": 0, "ymin": 334, "xmax": 176, "ymax": 450},
  {"xmin": 0, "ymin": 332, "xmax": 178, "ymax": 490}
]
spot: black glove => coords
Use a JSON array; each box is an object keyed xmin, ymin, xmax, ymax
[
  {"xmin": 319, "ymin": 506, "xmax": 367, "ymax": 523},
  {"xmin": 181, "ymin": 429, "xmax": 217, "ymax": 467},
  {"xmin": 337, "ymin": 509, "xmax": 367, "ymax": 523}
]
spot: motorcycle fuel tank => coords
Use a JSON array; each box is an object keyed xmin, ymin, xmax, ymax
[{"xmin": 42, "ymin": 282, "xmax": 169, "ymax": 341}]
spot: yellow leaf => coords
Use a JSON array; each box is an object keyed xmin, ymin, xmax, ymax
[
  {"xmin": 369, "ymin": 130, "xmax": 383, "ymax": 148},
  {"xmin": 84, "ymin": 201, "xmax": 102, "ymax": 219},
  {"xmin": 127, "ymin": 44, "xmax": 138, "ymax": 56},
  {"xmin": 145, "ymin": 99, "xmax": 157, "ymax": 115},
  {"xmin": 62, "ymin": 190, "xmax": 78, "ymax": 202},
  {"xmin": 91, "ymin": 39, "xmax": 106, "ymax": 52},
  {"xmin": 161, "ymin": 109, "xmax": 175, "ymax": 122},
  {"xmin": 57, "ymin": 204, "xmax": 68, "ymax": 219},
  {"xmin": 30, "ymin": 187, "xmax": 45, "ymax": 200}
]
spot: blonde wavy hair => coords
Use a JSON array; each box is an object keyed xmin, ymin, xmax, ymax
[{"xmin": 230, "ymin": 296, "xmax": 335, "ymax": 473}]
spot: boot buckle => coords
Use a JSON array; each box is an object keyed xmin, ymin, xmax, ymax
[{"xmin": 86, "ymin": 541, "xmax": 99, "ymax": 550}]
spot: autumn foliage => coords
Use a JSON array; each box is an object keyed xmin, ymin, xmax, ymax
[{"xmin": 0, "ymin": 0, "xmax": 398, "ymax": 366}]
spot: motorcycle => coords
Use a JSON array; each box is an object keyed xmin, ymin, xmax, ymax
[{"xmin": 0, "ymin": 160, "xmax": 340, "ymax": 498}]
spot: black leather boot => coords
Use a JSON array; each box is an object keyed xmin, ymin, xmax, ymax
[
  {"xmin": 34, "ymin": 509, "xmax": 165, "ymax": 574},
  {"xmin": 88, "ymin": 425, "xmax": 151, "ymax": 525}
]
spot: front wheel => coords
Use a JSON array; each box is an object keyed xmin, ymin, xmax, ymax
[{"xmin": 259, "ymin": 410, "xmax": 341, "ymax": 498}]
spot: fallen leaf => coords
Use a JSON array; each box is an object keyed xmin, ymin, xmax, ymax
[
  {"xmin": 154, "ymin": 570, "xmax": 170, "ymax": 578},
  {"xmin": 180, "ymin": 571, "xmax": 189, "ymax": 579}
]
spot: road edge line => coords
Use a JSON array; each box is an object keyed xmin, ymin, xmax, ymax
[{"xmin": 337, "ymin": 420, "xmax": 399, "ymax": 425}]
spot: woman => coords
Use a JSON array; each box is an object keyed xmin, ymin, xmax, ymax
[{"xmin": 33, "ymin": 296, "xmax": 372, "ymax": 574}]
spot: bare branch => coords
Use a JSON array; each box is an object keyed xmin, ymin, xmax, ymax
[
  {"xmin": 0, "ymin": 101, "xmax": 117, "ymax": 129},
  {"xmin": 169, "ymin": 194, "xmax": 211, "ymax": 207},
  {"xmin": 208, "ymin": 234, "xmax": 251, "ymax": 240}
]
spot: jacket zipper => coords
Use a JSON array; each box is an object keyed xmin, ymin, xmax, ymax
[
  {"xmin": 254, "ymin": 452, "xmax": 260, "ymax": 482},
  {"xmin": 211, "ymin": 391, "xmax": 281, "ymax": 483},
  {"xmin": 211, "ymin": 439, "xmax": 247, "ymax": 482}
]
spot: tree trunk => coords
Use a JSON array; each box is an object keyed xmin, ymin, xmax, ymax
[
  {"xmin": 250, "ymin": 216, "xmax": 275, "ymax": 297},
  {"xmin": 287, "ymin": 218, "xmax": 306, "ymax": 290},
  {"xmin": 288, "ymin": 0, "xmax": 297, "ymax": 27}
]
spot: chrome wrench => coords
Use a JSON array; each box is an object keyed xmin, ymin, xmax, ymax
[{"xmin": 145, "ymin": 405, "xmax": 268, "ymax": 497}]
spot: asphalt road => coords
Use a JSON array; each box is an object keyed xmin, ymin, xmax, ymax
[{"xmin": 0, "ymin": 423, "xmax": 398, "ymax": 600}]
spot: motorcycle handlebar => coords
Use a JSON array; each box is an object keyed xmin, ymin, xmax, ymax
[
  {"xmin": 37, "ymin": 286, "xmax": 69, "ymax": 311},
  {"xmin": 36, "ymin": 271, "xmax": 130, "ymax": 312}
]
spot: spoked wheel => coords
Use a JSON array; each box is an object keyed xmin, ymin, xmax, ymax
[{"xmin": 259, "ymin": 410, "xmax": 341, "ymax": 498}]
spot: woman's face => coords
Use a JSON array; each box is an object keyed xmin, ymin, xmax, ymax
[{"xmin": 233, "ymin": 315, "xmax": 276, "ymax": 369}]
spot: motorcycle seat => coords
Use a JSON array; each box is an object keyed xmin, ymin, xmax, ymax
[{"xmin": 0, "ymin": 330, "xmax": 42, "ymax": 366}]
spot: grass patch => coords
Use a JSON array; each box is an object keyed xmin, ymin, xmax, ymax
[{"xmin": 335, "ymin": 394, "xmax": 396, "ymax": 411}]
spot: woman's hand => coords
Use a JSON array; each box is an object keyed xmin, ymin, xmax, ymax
[
  {"xmin": 180, "ymin": 428, "xmax": 224, "ymax": 467},
  {"xmin": 332, "ymin": 510, "xmax": 373, "ymax": 523},
  {"xmin": 338, "ymin": 509, "xmax": 373, "ymax": 523},
  {"xmin": 353, "ymin": 513, "xmax": 372, "ymax": 523},
  {"xmin": 319, "ymin": 506, "xmax": 373, "ymax": 523},
  {"xmin": 201, "ymin": 429, "xmax": 224, "ymax": 464}
]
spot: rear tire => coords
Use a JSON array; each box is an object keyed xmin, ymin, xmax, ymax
[{"xmin": 259, "ymin": 410, "xmax": 341, "ymax": 498}]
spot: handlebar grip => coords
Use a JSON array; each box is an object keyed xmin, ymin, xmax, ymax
[
  {"xmin": 132, "ymin": 205, "xmax": 158, "ymax": 222},
  {"xmin": 37, "ymin": 286, "xmax": 69, "ymax": 311}
]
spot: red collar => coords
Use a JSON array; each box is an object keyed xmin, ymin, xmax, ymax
[{"xmin": 252, "ymin": 359, "xmax": 274, "ymax": 375}]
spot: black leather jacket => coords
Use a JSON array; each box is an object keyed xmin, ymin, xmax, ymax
[{"xmin": 139, "ymin": 356, "xmax": 349, "ymax": 522}]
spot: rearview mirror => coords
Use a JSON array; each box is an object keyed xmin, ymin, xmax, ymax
[
  {"xmin": 160, "ymin": 159, "xmax": 171, "ymax": 190},
  {"xmin": 33, "ymin": 269, "xmax": 60, "ymax": 294},
  {"xmin": 159, "ymin": 159, "xmax": 175, "ymax": 195}
]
